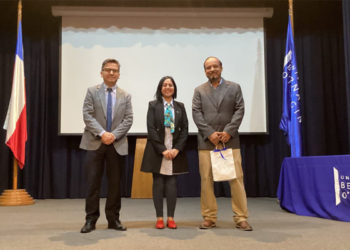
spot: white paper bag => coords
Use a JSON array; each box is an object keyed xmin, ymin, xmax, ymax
[{"xmin": 210, "ymin": 146, "xmax": 236, "ymax": 182}]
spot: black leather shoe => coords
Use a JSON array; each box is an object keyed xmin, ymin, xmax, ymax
[
  {"xmin": 108, "ymin": 220, "xmax": 127, "ymax": 231},
  {"xmin": 80, "ymin": 221, "xmax": 96, "ymax": 233}
]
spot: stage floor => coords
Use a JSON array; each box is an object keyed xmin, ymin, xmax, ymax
[{"xmin": 0, "ymin": 197, "xmax": 349, "ymax": 250}]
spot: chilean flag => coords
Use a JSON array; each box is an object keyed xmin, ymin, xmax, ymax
[{"xmin": 3, "ymin": 14, "xmax": 27, "ymax": 169}]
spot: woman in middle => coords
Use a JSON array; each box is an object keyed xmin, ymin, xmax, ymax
[{"xmin": 141, "ymin": 76, "xmax": 189, "ymax": 229}]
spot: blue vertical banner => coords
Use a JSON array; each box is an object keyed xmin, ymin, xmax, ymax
[{"xmin": 280, "ymin": 15, "xmax": 302, "ymax": 157}]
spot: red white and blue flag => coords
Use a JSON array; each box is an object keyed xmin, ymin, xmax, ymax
[{"xmin": 3, "ymin": 5, "xmax": 27, "ymax": 169}]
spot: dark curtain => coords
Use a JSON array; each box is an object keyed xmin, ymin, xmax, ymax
[
  {"xmin": 296, "ymin": 2, "xmax": 348, "ymax": 156},
  {"xmin": 343, "ymin": 0, "xmax": 350, "ymax": 151},
  {"xmin": 0, "ymin": 1, "xmax": 17, "ymax": 194},
  {"xmin": 0, "ymin": 0, "xmax": 348, "ymax": 199}
]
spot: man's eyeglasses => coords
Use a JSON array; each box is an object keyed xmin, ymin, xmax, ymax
[{"xmin": 103, "ymin": 68, "xmax": 119, "ymax": 74}]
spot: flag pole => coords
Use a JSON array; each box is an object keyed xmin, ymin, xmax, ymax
[
  {"xmin": 289, "ymin": 0, "xmax": 294, "ymax": 34},
  {"xmin": 13, "ymin": 159, "xmax": 18, "ymax": 190},
  {"xmin": 18, "ymin": 0, "xmax": 22, "ymax": 24},
  {"xmin": 9, "ymin": 0, "xmax": 21, "ymax": 193},
  {"xmin": 0, "ymin": 0, "xmax": 34, "ymax": 206}
]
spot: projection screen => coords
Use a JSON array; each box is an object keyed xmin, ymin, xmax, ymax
[{"xmin": 52, "ymin": 7, "xmax": 273, "ymax": 134}]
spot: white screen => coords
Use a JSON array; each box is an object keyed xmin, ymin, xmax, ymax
[{"xmin": 55, "ymin": 7, "xmax": 272, "ymax": 134}]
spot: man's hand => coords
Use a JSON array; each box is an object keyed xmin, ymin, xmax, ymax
[
  {"xmin": 101, "ymin": 132, "xmax": 116, "ymax": 145},
  {"xmin": 208, "ymin": 132, "xmax": 221, "ymax": 145},
  {"xmin": 218, "ymin": 131, "xmax": 231, "ymax": 143}
]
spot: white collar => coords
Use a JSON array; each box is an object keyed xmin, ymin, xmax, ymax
[
  {"xmin": 104, "ymin": 83, "xmax": 117, "ymax": 91},
  {"xmin": 162, "ymin": 98, "xmax": 174, "ymax": 107}
]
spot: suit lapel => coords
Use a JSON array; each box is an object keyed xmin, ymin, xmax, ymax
[
  {"xmin": 113, "ymin": 87, "xmax": 123, "ymax": 121},
  {"xmin": 98, "ymin": 84, "xmax": 107, "ymax": 119},
  {"xmin": 174, "ymin": 101, "xmax": 181, "ymax": 128},
  {"xmin": 155, "ymin": 101, "xmax": 165, "ymax": 130},
  {"xmin": 204, "ymin": 82, "xmax": 219, "ymax": 110},
  {"xmin": 216, "ymin": 79, "xmax": 229, "ymax": 109}
]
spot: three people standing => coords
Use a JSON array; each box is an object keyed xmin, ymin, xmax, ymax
[{"xmin": 80, "ymin": 57, "xmax": 252, "ymax": 232}]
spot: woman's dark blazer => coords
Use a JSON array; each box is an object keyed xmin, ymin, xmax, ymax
[{"xmin": 141, "ymin": 100, "xmax": 189, "ymax": 174}]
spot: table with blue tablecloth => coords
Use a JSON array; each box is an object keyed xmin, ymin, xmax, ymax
[{"xmin": 277, "ymin": 155, "xmax": 350, "ymax": 222}]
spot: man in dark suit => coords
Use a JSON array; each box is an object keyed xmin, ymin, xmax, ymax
[
  {"xmin": 80, "ymin": 58, "xmax": 133, "ymax": 233},
  {"xmin": 192, "ymin": 56, "xmax": 252, "ymax": 231}
]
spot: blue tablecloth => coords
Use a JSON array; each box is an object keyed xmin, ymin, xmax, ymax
[{"xmin": 277, "ymin": 155, "xmax": 350, "ymax": 222}]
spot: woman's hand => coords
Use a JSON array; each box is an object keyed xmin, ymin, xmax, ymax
[
  {"xmin": 162, "ymin": 149, "xmax": 179, "ymax": 160},
  {"xmin": 170, "ymin": 149, "xmax": 179, "ymax": 159},
  {"xmin": 162, "ymin": 150, "xmax": 173, "ymax": 160}
]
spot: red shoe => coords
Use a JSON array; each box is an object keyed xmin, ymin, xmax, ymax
[
  {"xmin": 167, "ymin": 219, "xmax": 177, "ymax": 229},
  {"xmin": 156, "ymin": 219, "xmax": 164, "ymax": 229}
]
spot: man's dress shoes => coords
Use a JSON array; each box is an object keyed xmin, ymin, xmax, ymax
[
  {"xmin": 108, "ymin": 220, "xmax": 127, "ymax": 231},
  {"xmin": 80, "ymin": 221, "xmax": 96, "ymax": 233}
]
